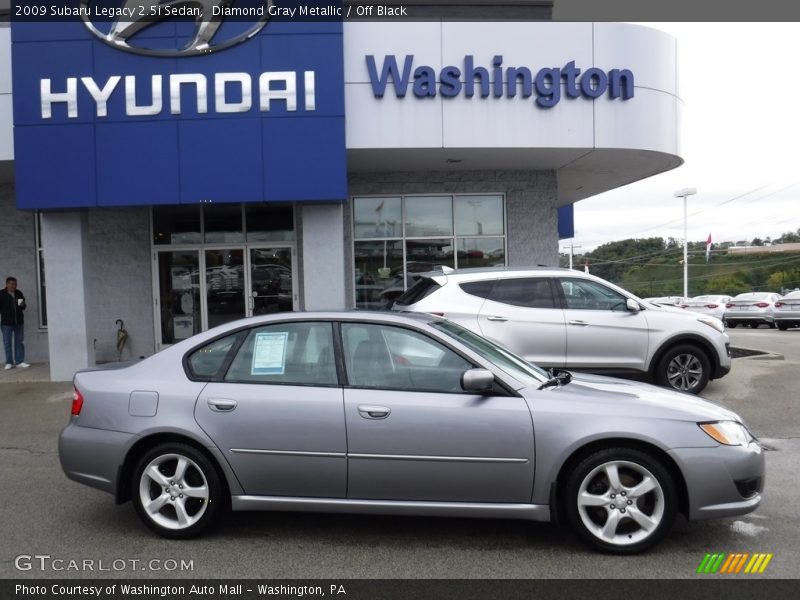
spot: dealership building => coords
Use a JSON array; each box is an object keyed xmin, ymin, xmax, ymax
[{"xmin": 0, "ymin": 2, "xmax": 682, "ymax": 380}]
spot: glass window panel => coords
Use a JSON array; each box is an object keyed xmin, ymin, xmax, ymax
[
  {"xmin": 405, "ymin": 196, "xmax": 453, "ymax": 237},
  {"xmin": 354, "ymin": 240, "xmax": 403, "ymax": 309},
  {"xmin": 204, "ymin": 204, "xmax": 244, "ymax": 243},
  {"xmin": 153, "ymin": 206, "xmax": 201, "ymax": 245},
  {"xmin": 225, "ymin": 322, "xmax": 337, "ymax": 386},
  {"xmin": 353, "ymin": 197, "xmax": 402, "ymax": 239},
  {"xmin": 341, "ymin": 323, "xmax": 472, "ymax": 392},
  {"xmin": 457, "ymin": 238, "xmax": 505, "ymax": 269},
  {"xmin": 157, "ymin": 251, "xmax": 201, "ymax": 344},
  {"xmin": 454, "ymin": 195, "xmax": 504, "ymax": 236},
  {"xmin": 405, "ymin": 239, "xmax": 454, "ymax": 282},
  {"xmin": 205, "ymin": 249, "xmax": 245, "ymax": 328},
  {"xmin": 246, "ymin": 204, "xmax": 294, "ymax": 242}
]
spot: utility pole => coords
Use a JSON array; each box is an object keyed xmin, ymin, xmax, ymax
[
  {"xmin": 674, "ymin": 188, "xmax": 697, "ymax": 298},
  {"xmin": 562, "ymin": 241, "xmax": 582, "ymax": 270}
]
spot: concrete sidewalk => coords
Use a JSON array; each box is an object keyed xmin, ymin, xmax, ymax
[{"xmin": 0, "ymin": 363, "xmax": 51, "ymax": 383}]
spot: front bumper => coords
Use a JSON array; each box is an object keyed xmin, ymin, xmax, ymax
[
  {"xmin": 669, "ymin": 441, "xmax": 765, "ymax": 520},
  {"xmin": 59, "ymin": 422, "xmax": 136, "ymax": 496}
]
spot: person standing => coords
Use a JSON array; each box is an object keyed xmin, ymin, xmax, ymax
[{"xmin": 1, "ymin": 276, "xmax": 30, "ymax": 370}]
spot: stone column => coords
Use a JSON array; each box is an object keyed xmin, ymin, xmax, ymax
[
  {"xmin": 300, "ymin": 203, "xmax": 346, "ymax": 310},
  {"xmin": 41, "ymin": 211, "xmax": 94, "ymax": 381}
]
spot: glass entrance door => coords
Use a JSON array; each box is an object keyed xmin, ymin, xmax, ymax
[
  {"xmin": 249, "ymin": 247, "xmax": 295, "ymax": 315},
  {"xmin": 205, "ymin": 248, "xmax": 246, "ymax": 329}
]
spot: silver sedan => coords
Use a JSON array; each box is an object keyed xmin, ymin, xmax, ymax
[
  {"xmin": 682, "ymin": 295, "xmax": 732, "ymax": 320},
  {"xmin": 775, "ymin": 290, "xmax": 800, "ymax": 330},
  {"xmin": 723, "ymin": 292, "xmax": 782, "ymax": 328},
  {"xmin": 59, "ymin": 312, "xmax": 764, "ymax": 554}
]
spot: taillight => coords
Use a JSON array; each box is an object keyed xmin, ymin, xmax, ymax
[
  {"xmin": 706, "ymin": 304, "xmax": 718, "ymax": 309},
  {"xmin": 726, "ymin": 303, "xmax": 734, "ymax": 308},
  {"xmin": 775, "ymin": 302, "xmax": 784, "ymax": 308},
  {"xmin": 71, "ymin": 387, "xmax": 84, "ymax": 416},
  {"xmin": 755, "ymin": 302, "xmax": 769, "ymax": 308},
  {"xmin": 680, "ymin": 304, "xmax": 688, "ymax": 308}
]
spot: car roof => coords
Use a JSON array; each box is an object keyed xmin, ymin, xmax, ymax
[{"xmin": 420, "ymin": 266, "xmax": 580, "ymax": 280}]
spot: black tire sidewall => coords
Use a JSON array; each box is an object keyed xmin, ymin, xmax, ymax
[
  {"xmin": 655, "ymin": 344, "xmax": 711, "ymax": 394},
  {"xmin": 132, "ymin": 442, "xmax": 225, "ymax": 539},
  {"xmin": 564, "ymin": 447, "xmax": 678, "ymax": 554}
]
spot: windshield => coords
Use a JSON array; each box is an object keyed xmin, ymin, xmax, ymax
[{"xmin": 432, "ymin": 320, "xmax": 549, "ymax": 388}]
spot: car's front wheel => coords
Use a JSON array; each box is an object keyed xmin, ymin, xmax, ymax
[
  {"xmin": 132, "ymin": 443, "xmax": 225, "ymax": 539},
  {"xmin": 654, "ymin": 344, "xmax": 711, "ymax": 394},
  {"xmin": 564, "ymin": 448, "xmax": 677, "ymax": 554}
]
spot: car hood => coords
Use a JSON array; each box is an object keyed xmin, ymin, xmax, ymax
[{"xmin": 528, "ymin": 371, "xmax": 740, "ymax": 423}]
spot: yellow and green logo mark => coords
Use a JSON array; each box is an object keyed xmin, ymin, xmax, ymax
[{"xmin": 697, "ymin": 552, "xmax": 773, "ymax": 574}]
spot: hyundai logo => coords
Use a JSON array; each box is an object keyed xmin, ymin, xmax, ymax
[{"xmin": 79, "ymin": 1, "xmax": 272, "ymax": 57}]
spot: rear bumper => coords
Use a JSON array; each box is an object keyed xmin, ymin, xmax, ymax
[
  {"xmin": 669, "ymin": 442, "xmax": 765, "ymax": 520},
  {"xmin": 59, "ymin": 422, "xmax": 135, "ymax": 496},
  {"xmin": 724, "ymin": 314, "xmax": 774, "ymax": 324}
]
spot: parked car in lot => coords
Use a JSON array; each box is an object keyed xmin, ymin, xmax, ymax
[
  {"xmin": 682, "ymin": 295, "xmax": 733, "ymax": 320},
  {"xmin": 723, "ymin": 292, "xmax": 781, "ymax": 328},
  {"xmin": 774, "ymin": 290, "xmax": 800, "ymax": 330},
  {"xmin": 394, "ymin": 268, "xmax": 731, "ymax": 394},
  {"xmin": 59, "ymin": 311, "xmax": 763, "ymax": 553},
  {"xmin": 642, "ymin": 296, "xmax": 690, "ymax": 307}
]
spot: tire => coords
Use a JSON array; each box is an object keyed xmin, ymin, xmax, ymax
[
  {"xmin": 564, "ymin": 447, "xmax": 678, "ymax": 554},
  {"xmin": 777, "ymin": 323, "xmax": 788, "ymax": 331},
  {"xmin": 726, "ymin": 322, "xmax": 737, "ymax": 329},
  {"xmin": 132, "ymin": 442, "xmax": 225, "ymax": 539},
  {"xmin": 749, "ymin": 323, "xmax": 759, "ymax": 329},
  {"xmin": 654, "ymin": 344, "xmax": 711, "ymax": 395}
]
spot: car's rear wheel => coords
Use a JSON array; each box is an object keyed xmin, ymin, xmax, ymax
[
  {"xmin": 725, "ymin": 321, "xmax": 737, "ymax": 328},
  {"xmin": 655, "ymin": 344, "xmax": 710, "ymax": 394},
  {"xmin": 564, "ymin": 448, "xmax": 677, "ymax": 554},
  {"xmin": 777, "ymin": 323, "xmax": 789, "ymax": 331},
  {"xmin": 132, "ymin": 443, "xmax": 225, "ymax": 539}
]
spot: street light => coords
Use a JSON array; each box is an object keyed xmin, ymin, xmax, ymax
[
  {"xmin": 673, "ymin": 187, "xmax": 697, "ymax": 298},
  {"xmin": 561, "ymin": 241, "xmax": 582, "ymax": 270}
]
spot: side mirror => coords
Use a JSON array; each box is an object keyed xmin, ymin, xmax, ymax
[
  {"xmin": 461, "ymin": 368, "xmax": 495, "ymax": 394},
  {"xmin": 626, "ymin": 298, "xmax": 641, "ymax": 312}
]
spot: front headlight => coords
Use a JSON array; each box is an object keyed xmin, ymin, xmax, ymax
[
  {"xmin": 698, "ymin": 421, "xmax": 752, "ymax": 446},
  {"xmin": 697, "ymin": 316, "xmax": 725, "ymax": 333}
]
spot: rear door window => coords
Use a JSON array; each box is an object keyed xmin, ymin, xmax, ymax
[{"xmin": 487, "ymin": 277, "xmax": 556, "ymax": 308}]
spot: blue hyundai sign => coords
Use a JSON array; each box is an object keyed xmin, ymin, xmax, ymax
[{"xmin": 11, "ymin": 2, "xmax": 347, "ymax": 209}]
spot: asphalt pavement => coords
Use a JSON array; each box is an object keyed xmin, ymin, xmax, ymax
[{"xmin": 1, "ymin": 328, "xmax": 798, "ymax": 579}]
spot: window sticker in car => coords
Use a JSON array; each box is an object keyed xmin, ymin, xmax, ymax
[{"xmin": 251, "ymin": 332, "xmax": 289, "ymax": 375}]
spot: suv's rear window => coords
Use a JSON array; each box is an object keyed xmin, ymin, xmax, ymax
[
  {"xmin": 459, "ymin": 280, "xmax": 496, "ymax": 299},
  {"xmin": 394, "ymin": 278, "xmax": 441, "ymax": 306}
]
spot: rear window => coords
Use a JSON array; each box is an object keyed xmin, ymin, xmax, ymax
[
  {"xmin": 394, "ymin": 278, "xmax": 442, "ymax": 306},
  {"xmin": 459, "ymin": 280, "xmax": 496, "ymax": 299}
]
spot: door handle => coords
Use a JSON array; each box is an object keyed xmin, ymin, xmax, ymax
[
  {"xmin": 207, "ymin": 398, "xmax": 238, "ymax": 412},
  {"xmin": 568, "ymin": 320, "xmax": 589, "ymax": 326},
  {"xmin": 486, "ymin": 315, "xmax": 508, "ymax": 322},
  {"xmin": 358, "ymin": 405, "xmax": 391, "ymax": 420}
]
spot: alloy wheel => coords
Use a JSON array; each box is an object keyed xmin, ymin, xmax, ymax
[
  {"xmin": 666, "ymin": 353, "xmax": 703, "ymax": 391},
  {"xmin": 138, "ymin": 453, "xmax": 210, "ymax": 530}
]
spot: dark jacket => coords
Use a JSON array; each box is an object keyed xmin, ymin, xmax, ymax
[{"xmin": 0, "ymin": 288, "xmax": 26, "ymax": 326}]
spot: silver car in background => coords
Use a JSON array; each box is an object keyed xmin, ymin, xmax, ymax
[
  {"xmin": 723, "ymin": 292, "xmax": 781, "ymax": 328},
  {"xmin": 682, "ymin": 295, "xmax": 733, "ymax": 320},
  {"xmin": 774, "ymin": 290, "xmax": 800, "ymax": 330},
  {"xmin": 394, "ymin": 268, "xmax": 731, "ymax": 394},
  {"xmin": 59, "ymin": 311, "xmax": 763, "ymax": 554}
]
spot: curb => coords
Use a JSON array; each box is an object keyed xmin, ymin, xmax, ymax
[{"xmin": 730, "ymin": 347, "xmax": 785, "ymax": 361}]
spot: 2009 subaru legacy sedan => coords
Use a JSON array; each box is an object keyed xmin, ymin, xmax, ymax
[{"xmin": 59, "ymin": 312, "xmax": 764, "ymax": 553}]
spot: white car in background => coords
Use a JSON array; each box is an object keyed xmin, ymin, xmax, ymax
[
  {"xmin": 723, "ymin": 292, "xmax": 781, "ymax": 329},
  {"xmin": 774, "ymin": 290, "xmax": 800, "ymax": 330},
  {"xmin": 682, "ymin": 295, "xmax": 732, "ymax": 320},
  {"xmin": 394, "ymin": 267, "xmax": 731, "ymax": 394}
]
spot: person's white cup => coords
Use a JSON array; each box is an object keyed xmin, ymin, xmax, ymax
[{"xmin": 17, "ymin": 298, "xmax": 23, "ymax": 306}]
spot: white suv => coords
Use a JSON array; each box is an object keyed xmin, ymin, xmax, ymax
[{"xmin": 393, "ymin": 267, "xmax": 731, "ymax": 394}]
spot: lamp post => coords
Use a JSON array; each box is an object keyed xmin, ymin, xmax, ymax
[
  {"xmin": 561, "ymin": 241, "xmax": 582, "ymax": 270},
  {"xmin": 673, "ymin": 188, "xmax": 697, "ymax": 298}
]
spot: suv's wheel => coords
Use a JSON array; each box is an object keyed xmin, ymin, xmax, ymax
[
  {"xmin": 132, "ymin": 443, "xmax": 225, "ymax": 539},
  {"xmin": 655, "ymin": 344, "xmax": 711, "ymax": 394},
  {"xmin": 564, "ymin": 448, "xmax": 677, "ymax": 554}
]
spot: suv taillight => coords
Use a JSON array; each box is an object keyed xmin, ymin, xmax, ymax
[
  {"xmin": 705, "ymin": 304, "xmax": 718, "ymax": 309},
  {"xmin": 71, "ymin": 387, "xmax": 84, "ymax": 416},
  {"xmin": 755, "ymin": 302, "xmax": 769, "ymax": 308}
]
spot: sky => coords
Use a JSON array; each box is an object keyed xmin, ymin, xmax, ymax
[{"xmin": 572, "ymin": 23, "xmax": 800, "ymax": 251}]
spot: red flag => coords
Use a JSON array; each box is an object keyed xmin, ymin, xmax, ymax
[{"xmin": 705, "ymin": 233, "xmax": 712, "ymax": 263}]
